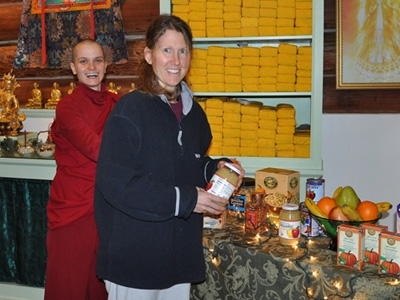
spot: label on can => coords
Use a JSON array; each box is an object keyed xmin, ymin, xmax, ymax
[
  {"xmin": 300, "ymin": 203, "xmax": 320, "ymax": 237},
  {"xmin": 306, "ymin": 178, "xmax": 325, "ymax": 203}
]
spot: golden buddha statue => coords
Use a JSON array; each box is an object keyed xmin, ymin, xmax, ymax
[
  {"xmin": 26, "ymin": 82, "xmax": 43, "ymax": 109},
  {"xmin": 45, "ymin": 82, "xmax": 62, "ymax": 109},
  {"xmin": 67, "ymin": 82, "xmax": 76, "ymax": 95},
  {"xmin": 0, "ymin": 69, "xmax": 26, "ymax": 136},
  {"xmin": 107, "ymin": 82, "xmax": 121, "ymax": 94},
  {"xmin": 129, "ymin": 83, "xmax": 136, "ymax": 92}
]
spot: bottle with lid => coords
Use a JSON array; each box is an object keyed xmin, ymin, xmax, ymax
[
  {"xmin": 245, "ymin": 192, "xmax": 267, "ymax": 232},
  {"xmin": 279, "ymin": 203, "xmax": 301, "ymax": 246},
  {"xmin": 205, "ymin": 162, "xmax": 241, "ymax": 200}
]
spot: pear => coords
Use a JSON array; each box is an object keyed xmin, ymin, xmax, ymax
[{"xmin": 335, "ymin": 186, "xmax": 359, "ymax": 210}]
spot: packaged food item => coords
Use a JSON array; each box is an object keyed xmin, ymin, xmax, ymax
[
  {"xmin": 379, "ymin": 231, "xmax": 400, "ymax": 275},
  {"xmin": 204, "ymin": 162, "xmax": 242, "ymax": 229},
  {"xmin": 279, "ymin": 203, "xmax": 301, "ymax": 246},
  {"xmin": 245, "ymin": 192, "xmax": 268, "ymax": 233},
  {"xmin": 361, "ymin": 223, "xmax": 388, "ymax": 265},
  {"xmin": 300, "ymin": 202, "xmax": 320, "ymax": 237},
  {"xmin": 255, "ymin": 167, "xmax": 300, "ymax": 207},
  {"xmin": 337, "ymin": 224, "xmax": 365, "ymax": 270},
  {"xmin": 229, "ymin": 177, "xmax": 255, "ymax": 215}
]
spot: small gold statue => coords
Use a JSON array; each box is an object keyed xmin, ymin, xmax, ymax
[
  {"xmin": 129, "ymin": 83, "xmax": 136, "ymax": 92},
  {"xmin": 0, "ymin": 69, "xmax": 26, "ymax": 136},
  {"xmin": 107, "ymin": 82, "xmax": 121, "ymax": 94},
  {"xmin": 67, "ymin": 82, "xmax": 76, "ymax": 94},
  {"xmin": 45, "ymin": 82, "xmax": 62, "ymax": 109},
  {"xmin": 26, "ymin": 82, "xmax": 43, "ymax": 109}
]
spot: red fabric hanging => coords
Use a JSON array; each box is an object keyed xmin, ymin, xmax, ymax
[{"xmin": 41, "ymin": 0, "xmax": 46, "ymax": 66}]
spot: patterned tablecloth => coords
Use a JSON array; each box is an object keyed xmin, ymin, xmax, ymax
[{"xmin": 190, "ymin": 214, "xmax": 400, "ymax": 300}]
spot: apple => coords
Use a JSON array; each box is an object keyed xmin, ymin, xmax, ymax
[
  {"xmin": 292, "ymin": 228, "xmax": 300, "ymax": 238},
  {"xmin": 328, "ymin": 206, "xmax": 350, "ymax": 221},
  {"xmin": 335, "ymin": 186, "xmax": 359, "ymax": 210}
]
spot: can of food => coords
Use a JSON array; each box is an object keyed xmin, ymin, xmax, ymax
[
  {"xmin": 306, "ymin": 177, "xmax": 325, "ymax": 203},
  {"xmin": 300, "ymin": 202, "xmax": 320, "ymax": 237}
]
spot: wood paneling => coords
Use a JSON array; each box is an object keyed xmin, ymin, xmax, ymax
[{"xmin": 0, "ymin": 0, "xmax": 399, "ymax": 113}]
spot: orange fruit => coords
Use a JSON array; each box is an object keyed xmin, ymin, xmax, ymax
[
  {"xmin": 357, "ymin": 201, "xmax": 379, "ymax": 221},
  {"xmin": 316, "ymin": 197, "xmax": 337, "ymax": 217}
]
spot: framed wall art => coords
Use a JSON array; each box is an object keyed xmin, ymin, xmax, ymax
[
  {"xmin": 32, "ymin": 0, "xmax": 111, "ymax": 14},
  {"xmin": 336, "ymin": 0, "xmax": 400, "ymax": 89}
]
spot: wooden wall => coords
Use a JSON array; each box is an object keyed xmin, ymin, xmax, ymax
[{"xmin": 0, "ymin": 0, "xmax": 398, "ymax": 113}]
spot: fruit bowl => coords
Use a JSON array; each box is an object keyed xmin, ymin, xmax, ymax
[{"xmin": 310, "ymin": 212, "xmax": 382, "ymax": 251}]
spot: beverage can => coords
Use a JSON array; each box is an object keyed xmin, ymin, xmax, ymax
[{"xmin": 306, "ymin": 177, "xmax": 325, "ymax": 203}]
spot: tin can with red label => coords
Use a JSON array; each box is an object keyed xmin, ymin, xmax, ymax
[
  {"xmin": 306, "ymin": 178, "xmax": 325, "ymax": 203},
  {"xmin": 300, "ymin": 203, "xmax": 320, "ymax": 237}
]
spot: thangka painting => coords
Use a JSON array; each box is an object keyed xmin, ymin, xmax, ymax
[{"xmin": 31, "ymin": 0, "xmax": 111, "ymax": 14}]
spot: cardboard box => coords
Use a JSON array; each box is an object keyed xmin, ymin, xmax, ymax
[
  {"xmin": 337, "ymin": 224, "xmax": 365, "ymax": 270},
  {"xmin": 361, "ymin": 223, "xmax": 388, "ymax": 265},
  {"xmin": 204, "ymin": 211, "xmax": 226, "ymax": 229},
  {"xmin": 379, "ymin": 231, "xmax": 400, "ymax": 275},
  {"xmin": 255, "ymin": 167, "xmax": 300, "ymax": 207}
]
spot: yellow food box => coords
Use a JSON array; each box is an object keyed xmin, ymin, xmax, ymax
[
  {"xmin": 255, "ymin": 167, "xmax": 300, "ymax": 205},
  {"xmin": 361, "ymin": 223, "xmax": 388, "ymax": 265},
  {"xmin": 337, "ymin": 224, "xmax": 365, "ymax": 271},
  {"xmin": 378, "ymin": 231, "xmax": 400, "ymax": 275}
]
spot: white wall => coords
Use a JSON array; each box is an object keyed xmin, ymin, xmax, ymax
[{"xmin": 322, "ymin": 114, "xmax": 400, "ymax": 231}]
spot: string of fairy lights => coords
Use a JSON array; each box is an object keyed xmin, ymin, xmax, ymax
[{"xmin": 202, "ymin": 214, "xmax": 400, "ymax": 300}]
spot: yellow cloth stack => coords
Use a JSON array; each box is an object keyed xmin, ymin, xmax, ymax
[
  {"xmin": 295, "ymin": 46, "xmax": 312, "ymax": 91},
  {"xmin": 257, "ymin": 105, "xmax": 277, "ymax": 157},
  {"xmin": 172, "ymin": 0, "xmax": 190, "ymax": 22},
  {"xmin": 258, "ymin": 0, "xmax": 277, "ymax": 36},
  {"xmin": 259, "ymin": 45, "xmax": 278, "ymax": 91},
  {"xmin": 188, "ymin": 48, "xmax": 208, "ymax": 92},
  {"xmin": 224, "ymin": 47, "xmax": 242, "ymax": 92},
  {"xmin": 207, "ymin": 46, "xmax": 225, "ymax": 92},
  {"xmin": 188, "ymin": 1, "xmax": 207, "ymax": 37},
  {"xmin": 206, "ymin": 1, "xmax": 224, "ymax": 37},
  {"xmin": 277, "ymin": 43, "xmax": 297, "ymax": 92},
  {"xmin": 206, "ymin": 97, "xmax": 224, "ymax": 156},
  {"xmin": 275, "ymin": 103, "xmax": 296, "ymax": 157},
  {"xmin": 276, "ymin": 0, "xmax": 295, "ymax": 36},
  {"xmin": 220, "ymin": 98, "xmax": 241, "ymax": 156},
  {"xmin": 241, "ymin": 47, "xmax": 260, "ymax": 92},
  {"xmin": 295, "ymin": 0, "xmax": 312, "ymax": 35},
  {"xmin": 239, "ymin": 101, "xmax": 261, "ymax": 156},
  {"xmin": 241, "ymin": 0, "xmax": 260, "ymax": 37},
  {"xmin": 294, "ymin": 130, "xmax": 310, "ymax": 157}
]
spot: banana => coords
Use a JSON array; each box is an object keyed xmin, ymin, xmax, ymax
[
  {"xmin": 376, "ymin": 202, "xmax": 392, "ymax": 213},
  {"xmin": 332, "ymin": 186, "xmax": 343, "ymax": 199},
  {"xmin": 305, "ymin": 197, "xmax": 328, "ymax": 219},
  {"xmin": 342, "ymin": 205, "xmax": 364, "ymax": 221}
]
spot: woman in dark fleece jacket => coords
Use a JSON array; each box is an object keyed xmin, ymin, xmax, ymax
[{"xmin": 94, "ymin": 15, "xmax": 244, "ymax": 300}]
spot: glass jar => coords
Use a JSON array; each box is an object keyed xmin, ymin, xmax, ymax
[
  {"xmin": 245, "ymin": 192, "xmax": 267, "ymax": 233},
  {"xmin": 279, "ymin": 203, "xmax": 301, "ymax": 246},
  {"xmin": 206, "ymin": 162, "xmax": 241, "ymax": 200}
]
